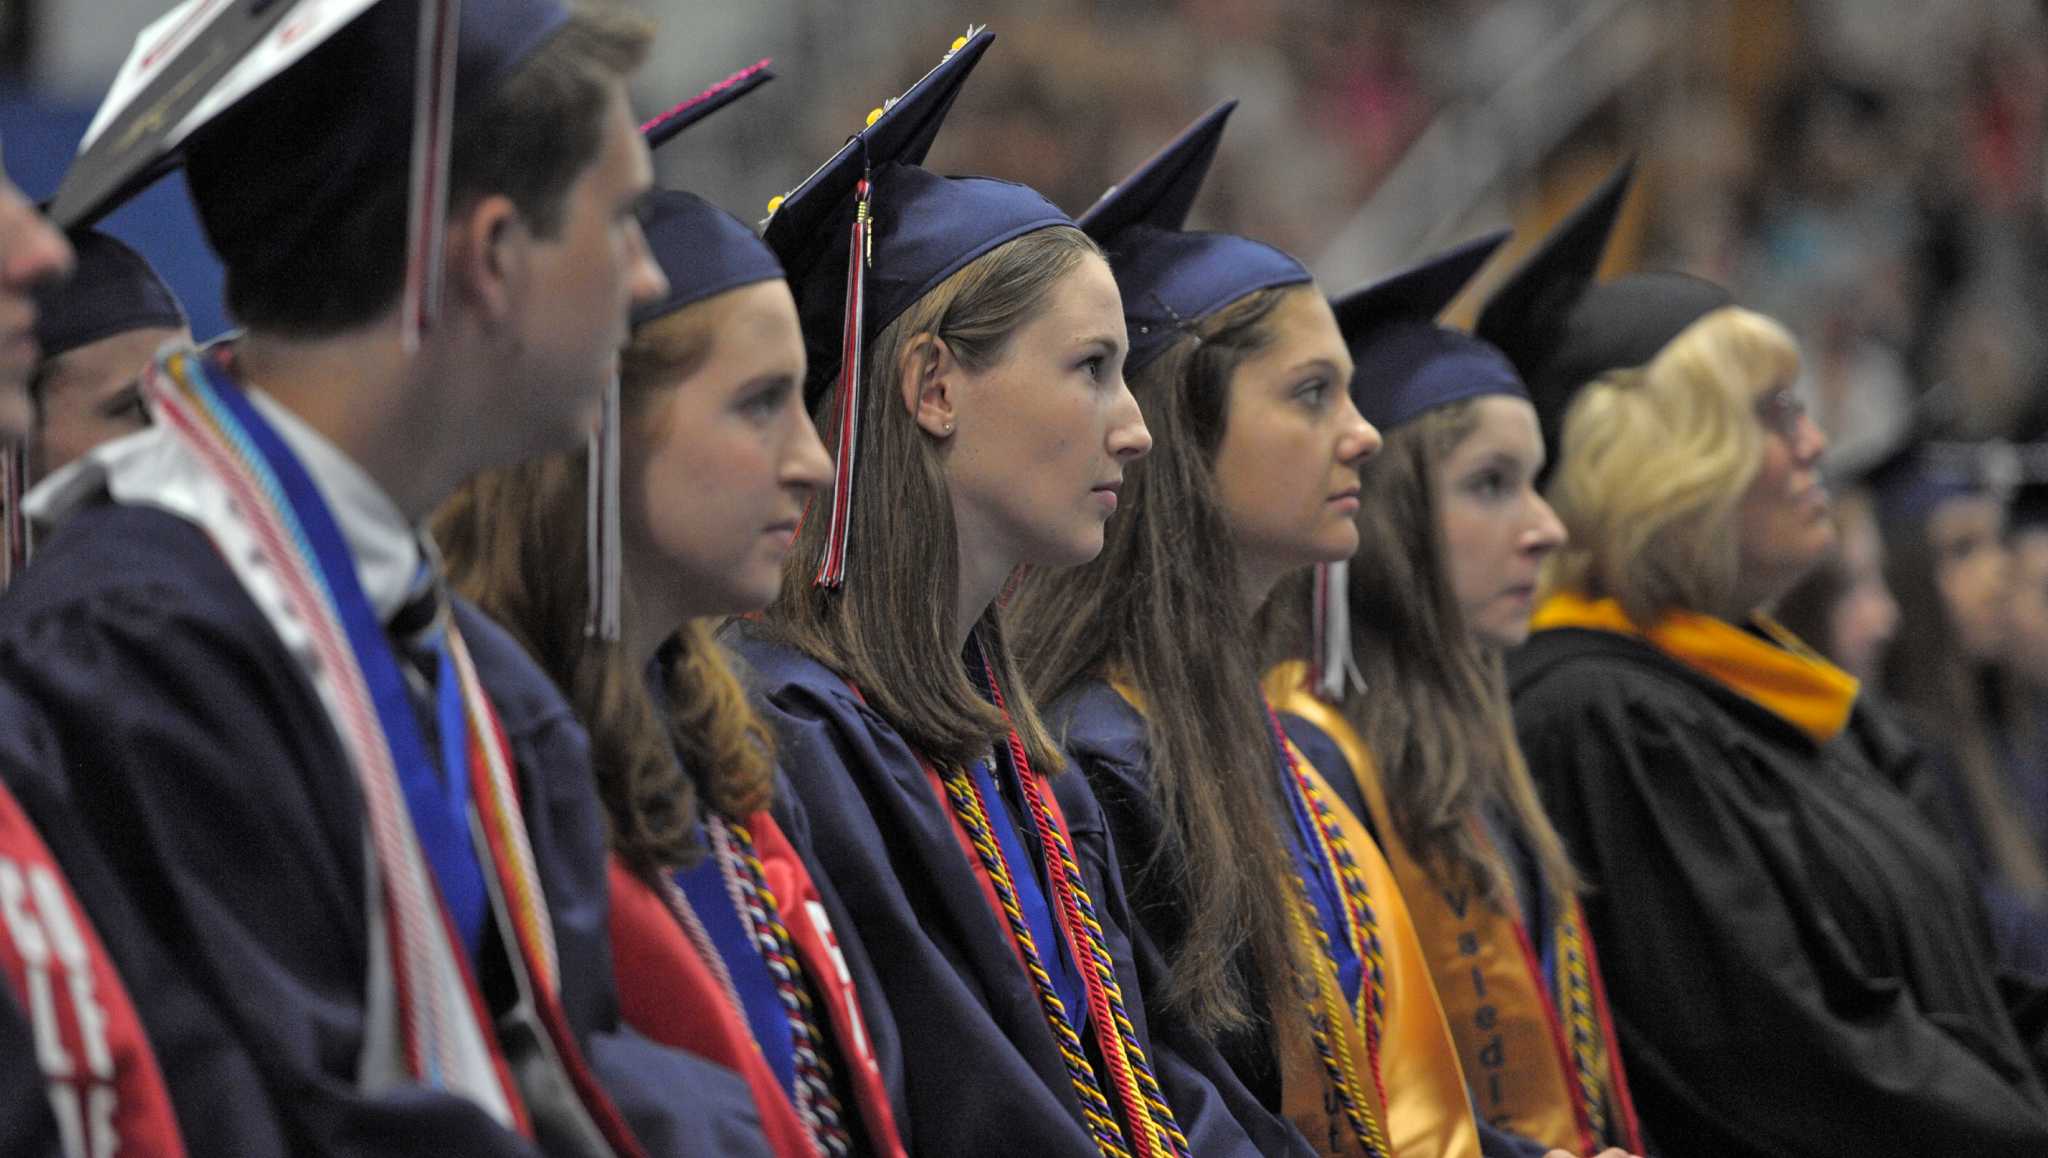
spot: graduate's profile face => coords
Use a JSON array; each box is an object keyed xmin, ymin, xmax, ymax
[
  {"xmin": 30, "ymin": 325, "xmax": 183, "ymax": 482},
  {"xmin": 1928, "ymin": 493, "xmax": 2011, "ymax": 664},
  {"xmin": 1734, "ymin": 379, "xmax": 1833, "ymax": 609},
  {"xmin": 624, "ymin": 280, "xmax": 827, "ymax": 618},
  {"xmin": 0, "ymin": 170, "xmax": 74, "ymax": 440},
  {"xmin": 1212, "ymin": 287, "xmax": 1377, "ymax": 595},
  {"xmin": 937, "ymin": 252, "xmax": 1148, "ymax": 571},
  {"xmin": 1825, "ymin": 492, "xmax": 1898, "ymax": 685},
  {"xmin": 501, "ymin": 82, "xmax": 665, "ymax": 459},
  {"xmin": 1431, "ymin": 396, "xmax": 1564, "ymax": 651}
]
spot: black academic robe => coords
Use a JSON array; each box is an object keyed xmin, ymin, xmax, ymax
[
  {"xmin": 1508, "ymin": 624, "xmax": 2048, "ymax": 1158},
  {"xmin": 0, "ymin": 502, "xmax": 768, "ymax": 1157},
  {"xmin": 1062, "ymin": 680, "xmax": 1549, "ymax": 1158},
  {"xmin": 728, "ymin": 628, "xmax": 1283, "ymax": 1156}
]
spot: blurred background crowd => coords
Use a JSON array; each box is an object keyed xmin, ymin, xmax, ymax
[{"xmin": 16, "ymin": 0, "xmax": 2048, "ymax": 950}]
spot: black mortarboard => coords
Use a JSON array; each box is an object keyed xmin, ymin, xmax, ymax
[
  {"xmin": 1079, "ymin": 101, "xmax": 1310, "ymax": 374},
  {"xmin": 763, "ymin": 28, "xmax": 1070, "ymax": 408},
  {"xmin": 1474, "ymin": 159, "xmax": 1733, "ymax": 464},
  {"xmin": 55, "ymin": 0, "xmax": 567, "ymax": 346},
  {"xmin": 762, "ymin": 28, "xmax": 1074, "ymax": 588},
  {"xmin": 633, "ymin": 61, "xmax": 784, "ymax": 329},
  {"xmin": 31, "ymin": 228, "xmax": 186, "ymax": 363},
  {"xmin": 1330, "ymin": 229, "xmax": 1519, "ymax": 431}
]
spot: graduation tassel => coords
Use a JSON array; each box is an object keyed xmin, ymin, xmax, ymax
[
  {"xmin": 1312, "ymin": 560, "xmax": 1361, "ymax": 700},
  {"xmin": 585, "ymin": 372, "xmax": 622, "ymax": 640},
  {"xmin": 0, "ymin": 442, "xmax": 27, "ymax": 592},
  {"xmin": 401, "ymin": 0, "xmax": 460, "ymax": 353},
  {"xmin": 815, "ymin": 174, "xmax": 872, "ymax": 589}
]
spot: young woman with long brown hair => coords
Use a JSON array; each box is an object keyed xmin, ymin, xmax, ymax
[
  {"xmin": 435, "ymin": 68, "xmax": 905, "ymax": 1158},
  {"xmin": 1009, "ymin": 104, "xmax": 1504, "ymax": 1158},
  {"xmin": 726, "ymin": 31, "xmax": 1292, "ymax": 1158},
  {"xmin": 1263, "ymin": 235, "xmax": 1643, "ymax": 1158}
]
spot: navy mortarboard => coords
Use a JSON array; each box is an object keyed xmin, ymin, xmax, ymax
[
  {"xmin": 1078, "ymin": 100, "xmax": 1309, "ymax": 373},
  {"xmin": 763, "ymin": 27, "xmax": 1073, "ymax": 587},
  {"xmin": 1856, "ymin": 437, "xmax": 2009, "ymax": 527},
  {"xmin": 1332, "ymin": 228, "xmax": 1515, "ymax": 432},
  {"xmin": 30, "ymin": 227, "xmax": 185, "ymax": 363},
  {"xmin": 636, "ymin": 59, "xmax": 784, "ymax": 327},
  {"xmin": 1473, "ymin": 159, "xmax": 1733, "ymax": 467}
]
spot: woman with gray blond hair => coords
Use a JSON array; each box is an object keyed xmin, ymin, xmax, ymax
[{"xmin": 1507, "ymin": 300, "xmax": 2048, "ymax": 1156}]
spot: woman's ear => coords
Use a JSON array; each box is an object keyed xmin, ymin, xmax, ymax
[
  {"xmin": 898, "ymin": 332, "xmax": 961, "ymax": 439},
  {"xmin": 447, "ymin": 193, "xmax": 527, "ymax": 323}
]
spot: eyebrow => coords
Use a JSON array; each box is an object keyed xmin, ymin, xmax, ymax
[
  {"xmin": 1286, "ymin": 357, "xmax": 1344, "ymax": 379},
  {"xmin": 1073, "ymin": 333, "xmax": 1125, "ymax": 355}
]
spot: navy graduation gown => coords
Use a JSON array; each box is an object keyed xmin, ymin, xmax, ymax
[
  {"xmin": 729, "ymin": 629, "xmax": 1280, "ymax": 1156},
  {"xmin": 0, "ymin": 501, "xmax": 765, "ymax": 1156},
  {"xmin": 1510, "ymin": 624, "xmax": 2048, "ymax": 1158}
]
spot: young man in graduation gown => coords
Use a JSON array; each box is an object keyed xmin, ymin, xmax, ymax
[
  {"xmin": 0, "ymin": 154, "xmax": 203, "ymax": 1158},
  {"xmin": 6, "ymin": 1, "xmax": 771, "ymax": 1153}
]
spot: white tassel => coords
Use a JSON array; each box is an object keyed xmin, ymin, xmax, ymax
[
  {"xmin": 585, "ymin": 373, "xmax": 622, "ymax": 641},
  {"xmin": 1314, "ymin": 560, "xmax": 1363, "ymax": 701}
]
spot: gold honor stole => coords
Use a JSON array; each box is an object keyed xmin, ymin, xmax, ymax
[
  {"xmin": 1110, "ymin": 682, "xmax": 1477, "ymax": 1158},
  {"xmin": 1528, "ymin": 592, "xmax": 1858, "ymax": 745},
  {"xmin": 1270, "ymin": 663, "xmax": 1640, "ymax": 1153}
]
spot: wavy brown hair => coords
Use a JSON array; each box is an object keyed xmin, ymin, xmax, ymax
[
  {"xmin": 1009, "ymin": 285, "xmax": 1312, "ymax": 1041},
  {"xmin": 1272, "ymin": 400, "xmax": 1580, "ymax": 907},
  {"xmin": 434, "ymin": 302, "xmax": 775, "ymax": 878},
  {"xmin": 756, "ymin": 226, "xmax": 1105, "ymax": 779}
]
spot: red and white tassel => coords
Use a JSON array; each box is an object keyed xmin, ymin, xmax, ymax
[
  {"xmin": 815, "ymin": 176, "xmax": 873, "ymax": 589},
  {"xmin": 1312, "ymin": 560, "xmax": 1361, "ymax": 701},
  {"xmin": 401, "ymin": 0, "xmax": 460, "ymax": 353},
  {"xmin": 585, "ymin": 372, "xmax": 622, "ymax": 640}
]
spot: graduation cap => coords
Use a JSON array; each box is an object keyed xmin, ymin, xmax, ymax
[
  {"xmin": 762, "ymin": 27, "xmax": 1074, "ymax": 588},
  {"xmin": 1079, "ymin": 100, "xmax": 1310, "ymax": 374},
  {"xmin": 31, "ymin": 228, "xmax": 187, "ymax": 364},
  {"xmin": 1473, "ymin": 159, "xmax": 1732, "ymax": 467},
  {"xmin": 633, "ymin": 60, "xmax": 784, "ymax": 329},
  {"xmin": 1330, "ymin": 229, "xmax": 1517, "ymax": 432},
  {"xmin": 1851, "ymin": 437, "xmax": 1997, "ymax": 528},
  {"xmin": 53, "ymin": 0, "xmax": 568, "ymax": 349}
]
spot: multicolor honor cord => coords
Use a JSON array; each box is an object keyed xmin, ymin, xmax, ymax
[
  {"xmin": 932, "ymin": 653, "xmax": 1191, "ymax": 1158},
  {"xmin": 715, "ymin": 816, "xmax": 855, "ymax": 1157},
  {"xmin": 1268, "ymin": 705, "xmax": 1392, "ymax": 1157}
]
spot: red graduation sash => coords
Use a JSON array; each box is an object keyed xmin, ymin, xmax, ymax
[
  {"xmin": 750, "ymin": 813, "xmax": 907, "ymax": 1158},
  {"xmin": 0, "ymin": 781, "xmax": 186, "ymax": 1157}
]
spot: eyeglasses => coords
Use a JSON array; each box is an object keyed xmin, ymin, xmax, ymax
[{"xmin": 1755, "ymin": 387, "xmax": 1807, "ymax": 437}]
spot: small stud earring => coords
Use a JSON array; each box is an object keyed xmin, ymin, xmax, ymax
[{"xmin": 942, "ymin": 421, "xmax": 955, "ymax": 435}]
